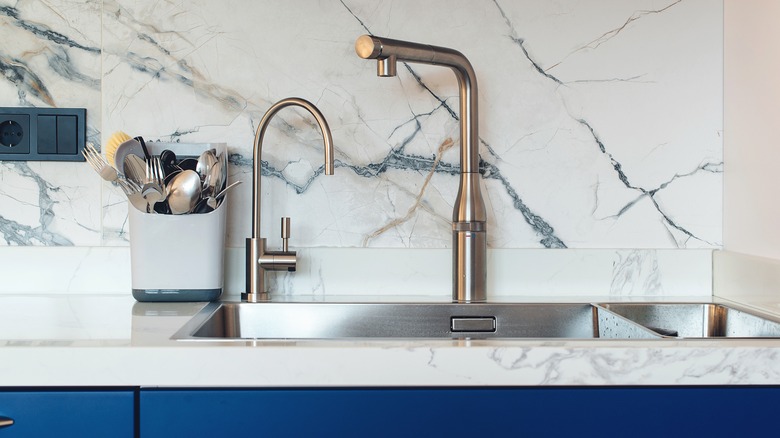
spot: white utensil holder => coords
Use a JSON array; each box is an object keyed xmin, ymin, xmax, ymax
[{"xmin": 129, "ymin": 142, "xmax": 228, "ymax": 302}]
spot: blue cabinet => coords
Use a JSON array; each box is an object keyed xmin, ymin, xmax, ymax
[
  {"xmin": 0, "ymin": 390, "xmax": 134, "ymax": 438},
  {"xmin": 141, "ymin": 387, "xmax": 778, "ymax": 437},
  {"xmin": 3, "ymin": 386, "xmax": 774, "ymax": 436}
]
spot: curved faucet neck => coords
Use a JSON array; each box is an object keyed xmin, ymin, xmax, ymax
[
  {"xmin": 252, "ymin": 97, "xmax": 335, "ymax": 239},
  {"xmin": 355, "ymin": 35, "xmax": 479, "ymax": 174}
]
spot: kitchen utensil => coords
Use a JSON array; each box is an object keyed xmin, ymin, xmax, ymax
[
  {"xmin": 135, "ymin": 135, "xmax": 152, "ymax": 160},
  {"xmin": 177, "ymin": 158, "xmax": 198, "ymax": 172},
  {"xmin": 160, "ymin": 149, "xmax": 178, "ymax": 177},
  {"xmin": 123, "ymin": 154, "xmax": 146, "ymax": 186},
  {"xmin": 211, "ymin": 154, "xmax": 226, "ymax": 195},
  {"xmin": 114, "ymin": 138, "xmax": 146, "ymax": 173},
  {"xmin": 194, "ymin": 180, "xmax": 241, "ymax": 213},
  {"xmin": 134, "ymin": 136, "xmax": 151, "ymax": 160},
  {"xmin": 218, "ymin": 149, "xmax": 228, "ymax": 192},
  {"xmin": 142, "ymin": 156, "xmax": 166, "ymax": 213},
  {"xmin": 166, "ymin": 169, "xmax": 202, "ymax": 215},
  {"xmin": 192, "ymin": 198, "xmax": 214, "ymax": 214},
  {"xmin": 126, "ymin": 190, "xmax": 149, "ymax": 213},
  {"xmin": 153, "ymin": 199, "xmax": 171, "ymax": 214},
  {"xmin": 202, "ymin": 159, "xmax": 222, "ymax": 198},
  {"xmin": 82, "ymin": 142, "xmax": 147, "ymax": 212},
  {"xmin": 210, "ymin": 180, "xmax": 240, "ymax": 207},
  {"xmin": 196, "ymin": 149, "xmax": 217, "ymax": 183},
  {"xmin": 104, "ymin": 131, "xmax": 132, "ymax": 168},
  {"xmin": 82, "ymin": 142, "xmax": 120, "ymax": 182},
  {"xmin": 163, "ymin": 169, "xmax": 181, "ymax": 186}
]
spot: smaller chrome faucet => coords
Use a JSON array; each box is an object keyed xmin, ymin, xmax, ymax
[{"xmin": 243, "ymin": 97, "xmax": 335, "ymax": 302}]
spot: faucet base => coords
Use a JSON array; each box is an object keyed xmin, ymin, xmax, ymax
[
  {"xmin": 245, "ymin": 236, "xmax": 298, "ymax": 302},
  {"xmin": 453, "ymin": 226, "xmax": 487, "ymax": 303},
  {"xmin": 241, "ymin": 292, "xmax": 272, "ymax": 302}
]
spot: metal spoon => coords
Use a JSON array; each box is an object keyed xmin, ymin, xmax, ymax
[
  {"xmin": 218, "ymin": 149, "xmax": 228, "ymax": 192},
  {"xmin": 209, "ymin": 180, "xmax": 241, "ymax": 208},
  {"xmin": 166, "ymin": 169, "xmax": 202, "ymax": 215},
  {"xmin": 202, "ymin": 159, "xmax": 222, "ymax": 198},
  {"xmin": 196, "ymin": 149, "xmax": 217, "ymax": 183},
  {"xmin": 193, "ymin": 180, "xmax": 242, "ymax": 213}
]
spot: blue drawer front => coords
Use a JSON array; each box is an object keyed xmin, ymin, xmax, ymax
[
  {"xmin": 0, "ymin": 390, "xmax": 134, "ymax": 438},
  {"xmin": 141, "ymin": 387, "xmax": 778, "ymax": 437}
]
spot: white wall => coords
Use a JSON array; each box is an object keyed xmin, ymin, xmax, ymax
[
  {"xmin": 724, "ymin": 0, "xmax": 780, "ymax": 259},
  {"xmin": 0, "ymin": 1, "xmax": 722, "ymax": 297},
  {"xmin": 0, "ymin": 1, "xmax": 723, "ymax": 251}
]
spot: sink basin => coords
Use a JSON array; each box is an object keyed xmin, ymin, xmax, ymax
[
  {"xmin": 597, "ymin": 303, "xmax": 780, "ymax": 338},
  {"xmin": 173, "ymin": 302, "xmax": 661, "ymax": 340}
]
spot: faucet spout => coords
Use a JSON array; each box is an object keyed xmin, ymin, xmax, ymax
[
  {"xmin": 355, "ymin": 35, "xmax": 487, "ymax": 303},
  {"xmin": 251, "ymin": 98, "xmax": 335, "ymax": 239},
  {"xmin": 243, "ymin": 97, "xmax": 335, "ymax": 302}
]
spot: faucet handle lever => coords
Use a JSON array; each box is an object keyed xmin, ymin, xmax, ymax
[{"xmin": 281, "ymin": 217, "xmax": 291, "ymax": 252}]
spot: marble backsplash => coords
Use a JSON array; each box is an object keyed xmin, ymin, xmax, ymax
[{"xmin": 0, "ymin": 0, "xmax": 722, "ymax": 252}]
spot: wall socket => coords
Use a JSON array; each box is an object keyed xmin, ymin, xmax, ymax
[{"xmin": 0, "ymin": 107, "xmax": 86, "ymax": 161}]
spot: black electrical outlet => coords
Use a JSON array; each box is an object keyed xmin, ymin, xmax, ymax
[
  {"xmin": 0, "ymin": 107, "xmax": 86, "ymax": 161},
  {"xmin": 0, "ymin": 114, "xmax": 30, "ymax": 153},
  {"xmin": 1, "ymin": 120, "xmax": 24, "ymax": 146}
]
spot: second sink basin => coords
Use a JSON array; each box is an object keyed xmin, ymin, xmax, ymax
[
  {"xmin": 173, "ymin": 302, "xmax": 661, "ymax": 340},
  {"xmin": 598, "ymin": 302, "xmax": 780, "ymax": 338}
]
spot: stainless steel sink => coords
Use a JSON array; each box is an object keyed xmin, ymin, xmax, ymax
[
  {"xmin": 597, "ymin": 302, "xmax": 780, "ymax": 338},
  {"xmin": 173, "ymin": 302, "xmax": 662, "ymax": 340}
]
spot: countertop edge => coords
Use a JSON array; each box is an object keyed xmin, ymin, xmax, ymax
[{"xmin": 2, "ymin": 342, "xmax": 779, "ymax": 387}]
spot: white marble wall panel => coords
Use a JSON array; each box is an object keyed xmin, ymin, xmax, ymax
[
  {"xmin": 99, "ymin": 0, "xmax": 723, "ymax": 250},
  {"xmin": 2, "ymin": 1, "xmax": 723, "ymax": 253},
  {"xmin": 0, "ymin": 246, "xmax": 712, "ymax": 297},
  {"xmin": 0, "ymin": 0, "xmax": 102, "ymax": 245}
]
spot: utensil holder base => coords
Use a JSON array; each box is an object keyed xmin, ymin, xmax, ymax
[{"xmin": 132, "ymin": 288, "xmax": 222, "ymax": 302}]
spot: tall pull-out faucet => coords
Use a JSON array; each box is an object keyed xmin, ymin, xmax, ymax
[
  {"xmin": 355, "ymin": 35, "xmax": 487, "ymax": 303},
  {"xmin": 243, "ymin": 97, "xmax": 335, "ymax": 302}
]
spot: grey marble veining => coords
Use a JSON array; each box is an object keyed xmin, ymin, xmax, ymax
[
  {"xmin": 482, "ymin": 345, "xmax": 780, "ymax": 385},
  {"xmin": 0, "ymin": 161, "xmax": 71, "ymax": 246},
  {"xmin": 0, "ymin": 1, "xmax": 102, "ymax": 246},
  {"xmin": 0, "ymin": 1, "xmax": 722, "ymax": 260},
  {"xmin": 610, "ymin": 250, "xmax": 662, "ymax": 296}
]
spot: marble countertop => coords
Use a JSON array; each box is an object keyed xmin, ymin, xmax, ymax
[{"xmin": 1, "ymin": 294, "xmax": 780, "ymax": 387}]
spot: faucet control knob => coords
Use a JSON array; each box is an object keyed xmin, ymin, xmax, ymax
[{"xmin": 281, "ymin": 217, "xmax": 291, "ymax": 252}]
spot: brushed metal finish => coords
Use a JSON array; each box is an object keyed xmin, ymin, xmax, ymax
[
  {"xmin": 355, "ymin": 35, "xmax": 487, "ymax": 303},
  {"xmin": 175, "ymin": 301, "xmax": 780, "ymax": 341},
  {"xmin": 244, "ymin": 237, "xmax": 298, "ymax": 302},
  {"xmin": 244, "ymin": 237, "xmax": 263, "ymax": 302},
  {"xmin": 173, "ymin": 302, "xmax": 664, "ymax": 340},
  {"xmin": 281, "ymin": 217, "xmax": 291, "ymax": 252},
  {"xmin": 377, "ymin": 56, "xmax": 396, "ymax": 77},
  {"xmin": 246, "ymin": 98, "xmax": 335, "ymax": 299},
  {"xmin": 595, "ymin": 307, "xmax": 663, "ymax": 340},
  {"xmin": 252, "ymin": 97, "xmax": 335, "ymax": 237},
  {"xmin": 598, "ymin": 302, "xmax": 780, "ymax": 338},
  {"xmin": 453, "ymin": 229, "xmax": 486, "ymax": 303},
  {"xmin": 451, "ymin": 317, "xmax": 495, "ymax": 332}
]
